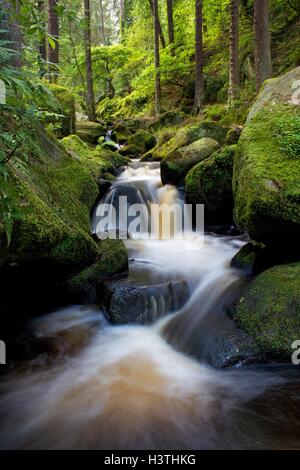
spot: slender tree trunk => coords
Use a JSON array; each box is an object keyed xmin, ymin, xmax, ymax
[
  {"xmin": 148, "ymin": 0, "xmax": 166, "ymax": 49},
  {"xmin": 99, "ymin": 0, "xmax": 107, "ymax": 45},
  {"xmin": 0, "ymin": 1, "xmax": 22, "ymax": 68},
  {"xmin": 193, "ymin": 0, "xmax": 204, "ymax": 115},
  {"xmin": 254, "ymin": 0, "xmax": 272, "ymax": 92},
  {"xmin": 84, "ymin": 0, "xmax": 96, "ymax": 121},
  {"xmin": 167, "ymin": 0, "xmax": 175, "ymax": 54},
  {"xmin": 153, "ymin": 0, "xmax": 161, "ymax": 116},
  {"xmin": 48, "ymin": 0, "xmax": 59, "ymax": 82},
  {"xmin": 120, "ymin": 0, "xmax": 125, "ymax": 39},
  {"xmin": 38, "ymin": 0, "xmax": 47, "ymax": 76},
  {"xmin": 228, "ymin": 0, "xmax": 240, "ymax": 107}
]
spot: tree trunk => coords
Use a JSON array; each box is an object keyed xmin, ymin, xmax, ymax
[
  {"xmin": 48, "ymin": 0, "xmax": 59, "ymax": 81},
  {"xmin": 38, "ymin": 1, "xmax": 47, "ymax": 76},
  {"xmin": 148, "ymin": 0, "xmax": 166, "ymax": 49},
  {"xmin": 167, "ymin": 0, "xmax": 175, "ymax": 54},
  {"xmin": 0, "ymin": 1, "xmax": 22, "ymax": 68},
  {"xmin": 254, "ymin": 0, "xmax": 272, "ymax": 92},
  {"xmin": 193, "ymin": 0, "xmax": 204, "ymax": 115},
  {"xmin": 228, "ymin": 0, "xmax": 240, "ymax": 107},
  {"xmin": 84, "ymin": 0, "xmax": 96, "ymax": 121},
  {"xmin": 153, "ymin": 0, "xmax": 161, "ymax": 116},
  {"xmin": 99, "ymin": 0, "xmax": 107, "ymax": 45}
]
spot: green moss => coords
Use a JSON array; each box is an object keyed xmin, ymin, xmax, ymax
[
  {"xmin": 233, "ymin": 262, "xmax": 300, "ymax": 359},
  {"xmin": 66, "ymin": 239, "xmax": 128, "ymax": 299},
  {"xmin": 233, "ymin": 103, "xmax": 300, "ymax": 241},
  {"xmin": 61, "ymin": 134, "xmax": 128, "ymax": 177},
  {"xmin": 47, "ymin": 84, "xmax": 76, "ymax": 137},
  {"xmin": 76, "ymin": 121, "xmax": 107, "ymax": 144},
  {"xmin": 161, "ymin": 137, "xmax": 220, "ymax": 185},
  {"xmin": 127, "ymin": 130, "xmax": 156, "ymax": 153},
  {"xmin": 185, "ymin": 145, "xmax": 236, "ymax": 221},
  {"xmin": 156, "ymin": 120, "xmax": 226, "ymax": 161}
]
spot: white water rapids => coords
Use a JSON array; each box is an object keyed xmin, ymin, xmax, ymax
[{"xmin": 0, "ymin": 160, "xmax": 300, "ymax": 450}]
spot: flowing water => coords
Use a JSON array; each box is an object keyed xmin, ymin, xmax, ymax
[{"xmin": 0, "ymin": 160, "xmax": 300, "ymax": 450}]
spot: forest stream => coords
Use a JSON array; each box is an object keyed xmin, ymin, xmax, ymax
[{"xmin": 0, "ymin": 158, "xmax": 300, "ymax": 450}]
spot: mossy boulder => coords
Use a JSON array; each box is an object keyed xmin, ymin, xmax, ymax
[
  {"xmin": 65, "ymin": 239, "xmax": 128, "ymax": 302},
  {"xmin": 100, "ymin": 140, "xmax": 120, "ymax": 152},
  {"xmin": 161, "ymin": 138, "xmax": 220, "ymax": 186},
  {"xmin": 233, "ymin": 103, "xmax": 300, "ymax": 242},
  {"xmin": 185, "ymin": 145, "xmax": 236, "ymax": 222},
  {"xmin": 225, "ymin": 126, "xmax": 242, "ymax": 145},
  {"xmin": 230, "ymin": 242, "xmax": 267, "ymax": 276},
  {"xmin": 148, "ymin": 111, "xmax": 186, "ymax": 130},
  {"xmin": 127, "ymin": 130, "xmax": 156, "ymax": 154},
  {"xmin": 156, "ymin": 121, "xmax": 226, "ymax": 161},
  {"xmin": 0, "ymin": 110, "xmax": 129, "ymax": 316},
  {"xmin": 119, "ymin": 144, "xmax": 140, "ymax": 158},
  {"xmin": 61, "ymin": 134, "xmax": 128, "ymax": 178},
  {"xmin": 233, "ymin": 262, "xmax": 300, "ymax": 360},
  {"xmin": 247, "ymin": 66, "xmax": 300, "ymax": 121},
  {"xmin": 76, "ymin": 121, "xmax": 107, "ymax": 144},
  {"xmin": 47, "ymin": 84, "xmax": 76, "ymax": 137}
]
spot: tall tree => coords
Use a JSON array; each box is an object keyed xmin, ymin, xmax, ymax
[
  {"xmin": 99, "ymin": 0, "xmax": 107, "ymax": 45},
  {"xmin": 84, "ymin": 0, "xmax": 96, "ymax": 120},
  {"xmin": 148, "ymin": 0, "xmax": 166, "ymax": 49},
  {"xmin": 193, "ymin": 0, "xmax": 204, "ymax": 115},
  {"xmin": 254, "ymin": 0, "xmax": 272, "ymax": 92},
  {"xmin": 153, "ymin": 0, "xmax": 161, "ymax": 116},
  {"xmin": 0, "ymin": 1, "xmax": 22, "ymax": 68},
  {"xmin": 48, "ymin": 0, "xmax": 59, "ymax": 81},
  {"xmin": 167, "ymin": 0, "xmax": 175, "ymax": 53},
  {"xmin": 37, "ymin": 0, "xmax": 47, "ymax": 76},
  {"xmin": 228, "ymin": 0, "xmax": 240, "ymax": 106}
]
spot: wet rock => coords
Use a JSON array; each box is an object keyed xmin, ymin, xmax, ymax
[
  {"xmin": 232, "ymin": 262, "xmax": 300, "ymax": 361},
  {"xmin": 185, "ymin": 145, "xmax": 236, "ymax": 223},
  {"xmin": 225, "ymin": 126, "xmax": 243, "ymax": 145},
  {"xmin": 203, "ymin": 314, "xmax": 261, "ymax": 368},
  {"xmin": 233, "ymin": 69, "xmax": 300, "ymax": 244},
  {"xmin": 76, "ymin": 121, "xmax": 107, "ymax": 144},
  {"xmin": 161, "ymin": 138, "xmax": 220, "ymax": 186},
  {"xmin": 99, "ymin": 280, "xmax": 190, "ymax": 324}
]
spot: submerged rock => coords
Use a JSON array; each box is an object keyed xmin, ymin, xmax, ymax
[
  {"xmin": 161, "ymin": 137, "xmax": 220, "ymax": 186},
  {"xmin": 185, "ymin": 145, "xmax": 236, "ymax": 223},
  {"xmin": 100, "ymin": 280, "xmax": 189, "ymax": 324},
  {"xmin": 232, "ymin": 262, "xmax": 300, "ymax": 360}
]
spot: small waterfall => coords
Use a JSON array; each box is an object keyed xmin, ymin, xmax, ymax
[{"xmin": 1, "ymin": 159, "xmax": 300, "ymax": 450}]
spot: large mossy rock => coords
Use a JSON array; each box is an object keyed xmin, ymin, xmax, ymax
[
  {"xmin": 161, "ymin": 138, "xmax": 220, "ymax": 186},
  {"xmin": 233, "ymin": 263, "xmax": 300, "ymax": 360},
  {"xmin": 127, "ymin": 130, "xmax": 156, "ymax": 153},
  {"xmin": 76, "ymin": 121, "xmax": 107, "ymax": 144},
  {"xmin": 155, "ymin": 120, "xmax": 226, "ymax": 162},
  {"xmin": 233, "ymin": 102, "xmax": 300, "ymax": 242},
  {"xmin": 0, "ymin": 110, "xmax": 128, "ymax": 314},
  {"xmin": 61, "ymin": 134, "xmax": 128, "ymax": 178},
  {"xmin": 185, "ymin": 145, "xmax": 236, "ymax": 222},
  {"xmin": 119, "ymin": 130, "xmax": 156, "ymax": 158},
  {"xmin": 65, "ymin": 239, "xmax": 128, "ymax": 302},
  {"xmin": 47, "ymin": 84, "xmax": 76, "ymax": 137},
  {"xmin": 148, "ymin": 111, "xmax": 186, "ymax": 131},
  {"xmin": 247, "ymin": 66, "xmax": 300, "ymax": 121}
]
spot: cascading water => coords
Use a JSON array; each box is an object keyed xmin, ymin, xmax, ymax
[{"xmin": 0, "ymin": 160, "xmax": 300, "ymax": 450}]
